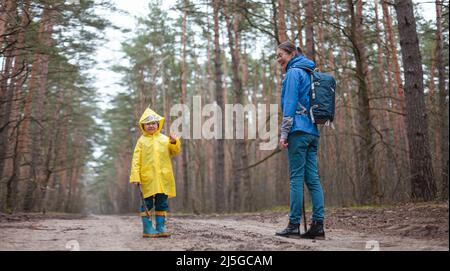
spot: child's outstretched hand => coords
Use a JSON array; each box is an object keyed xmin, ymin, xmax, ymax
[{"xmin": 169, "ymin": 133, "xmax": 178, "ymax": 144}]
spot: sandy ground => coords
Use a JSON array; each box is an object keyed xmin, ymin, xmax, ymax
[{"xmin": 0, "ymin": 203, "xmax": 448, "ymax": 251}]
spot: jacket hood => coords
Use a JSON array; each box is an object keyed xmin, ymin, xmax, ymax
[
  {"xmin": 287, "ymin": 55, "xmax": 315, "ymax": 71},
  {"xmin": 139, "ymin": 107, "xmax": 165, "ymax": 136}
]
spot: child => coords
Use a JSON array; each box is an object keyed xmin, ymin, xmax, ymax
[{"xmin": 129, "ymin": 107, "xmax": 181, "ymax": 238}]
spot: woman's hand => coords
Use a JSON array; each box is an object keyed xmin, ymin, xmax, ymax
[
  {"xmin": 169, "ymin": 133, "xmax": 178, "ymax": 144},
  {"xmin": 279, "ymin": 138, "xmax": 288, "ymax": 150}
]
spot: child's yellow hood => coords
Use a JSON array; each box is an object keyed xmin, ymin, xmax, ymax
[{"xmin": 139, "ymin": 107, "xmax": 165, "ymax": 135}]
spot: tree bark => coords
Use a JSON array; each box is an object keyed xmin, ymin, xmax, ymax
[
  {"xmin": 0, "ymin": 0, "xmax": 15, "ymax": 42},
  {"xmin": 0, "ymin": 0, "xmax": 20, "ymax": 211},
  {"xmin": 180, "ymin": 0, "xmax": 191, "ymax": 212},
  {"xmin": 225, "ymin": 0, "xmax": 252, "ymax": 211},
  {"xmin": 277, "ymin": 0, "xmax": 287, "ymax": 43},
  {"xmin": 23, "ymin": 5, "xmax": 54, "ymax": 211},
  {"xmin": 348, "ymin": 0, "xmax": 381, "ymax": 204},
  {"xmin": 434, "ymin": 0, "xmax": 449, "ymax": 200},
  {"xmin": 374, "ymin": 0, "xmax": 399, "ymax": 193},
  {"xmin": 213, "ymin": 0, "xmax": 225, "ymax": 212},
  {"xmin": 271, "ymin": 0, "xmax": 280, "ymax": 44},
  {"xmin": 394, "ymin": 0, "xmax": 437, "ymax": 201},
  {"xmin": 382, "ymin": 1, "xmax": 404, "ymax": 97},
  {"xmin": 290, "ymin": 0, "xmax": 303, "ymax": 48},
  {"xmin": 304, "ymin": 0, "xmax": 315, "ymax": 61}
]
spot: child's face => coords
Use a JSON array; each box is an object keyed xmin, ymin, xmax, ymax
[{"xmin": 143, "ymin": 121, "xmax": 159, "ymax": 134}]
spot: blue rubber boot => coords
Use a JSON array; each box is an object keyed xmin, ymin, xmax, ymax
[
  {"xmin": 155, "ymin": 215, "xmax": 170, "ymax": 237},
  {"xmin": 142, "ymin": 216, "xmax": 159, "ymax": 238}
]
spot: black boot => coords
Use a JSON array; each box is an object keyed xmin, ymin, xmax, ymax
[
  {"xmin": 300, "ymin": 220, "xmax": 325, "ymax": 240},
  {"xmin": 275, "ymin": 222, "xmax": 300, "ymax": 237}
]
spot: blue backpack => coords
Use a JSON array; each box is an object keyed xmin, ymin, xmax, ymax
[{"xmin": 297, "ymin": 68, "xmax": 336, "ymax": 125}]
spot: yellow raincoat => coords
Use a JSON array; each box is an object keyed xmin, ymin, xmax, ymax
[{"xmin": 129, "ymin": 108, "xmax": 181, "ymax": 198}]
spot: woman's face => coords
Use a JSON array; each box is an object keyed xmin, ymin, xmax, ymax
[
  {"xmin": 276, "ymin": 49, "xmax": 294, "ymax": 71},
  {"xmin": 143, "ymin": 121, "xmax": 159, "ymax": 134}
]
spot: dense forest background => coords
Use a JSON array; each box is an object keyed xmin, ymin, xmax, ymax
[{"xmin": 0, "ymin": 0, "xmax": 448, "ymax": 215}]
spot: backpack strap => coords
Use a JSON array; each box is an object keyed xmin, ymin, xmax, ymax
[
  {"xmin": 297, "ymin": 67, "xmax": 317, "ymax": 122},
  {"xmin": 296, "ymin": 100, "xmax": 318, "ymax": 123},
  {"xmin": 300, "ymin": 67, "xmax": 315, "ymax": 74},
  {"xmin": 310, "ymin": 105, "xmax": 318, "ymax": 123},
  {"xmin": 296, "ymin": 102, "xmax": 308, "ymax": 115}
]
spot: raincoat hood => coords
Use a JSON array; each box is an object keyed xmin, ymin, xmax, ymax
[
  {"xmin": 286, "ymin": 55, "xmax": 316, "ymax": 72},
  {"xmin": 139, "ymin": 107, "xmax": 165, "ymax": 136}
]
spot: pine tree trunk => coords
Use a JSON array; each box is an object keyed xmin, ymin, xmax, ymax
[
  {"xmin": 382, "ymin": 1, "xmax": 409, "ymax": 188},
  {"xmin": 394, "ymin": 0, "xmax": 437, "ymax": 201},
  {"xmin": 180, "ymin": 0, "xmax": 191, "ymax": 212},
  {"xmin": 304, "ymin": 0, "xmax": 315, "ymax": 61},
  {"xmin": 38, "ymin": 88, "xmax": 66, "ymax": 213},
  {"xmin": 224, "ymin": 0, "xmax": 252, "ymax": 211},
  {"xmin": 213, "ymin": 0, "xmax": 225, "ymax": 212},
  {"xmin": 315, "ymin": 0, "xmax": 325, "ymax": 70},
  {"xmin": 271, "ymin": 0, "xmax": 279, "ymax": 44},
  {"xmin": 382, "ymin": 1, "xmax": 404, "ymax": 97},
  {"xmin": 0, "ymin": 0, "xmax": 14, "ymax": 41},
  {"xmin": 374, "ymin": 0, "xmax": 399, "ymax": 194},
  {"xmin": 287, "ymin": 0, "xmax": 296, "ymax": 41},
  {"xmin": 277, "ymin": 0, "xmax": 287, "ymax": 43},
  {"xmin": 348, "ymin": 0, "xmax": 381, "ymax": 204},
  {"xmin": 272, "ymin": 0, "xmax": 287, "ymax": 204},
  {"xmin": 434, "ymin": 1, "xmax": 449, "ymax": 200},
  {"xmin": 0, "ymin": 0, "xmax": 19, "ymax": 212},
  {"xmin": 23, "ymin": 6, "xmax": 54, "ymax": 211},
  {"xmin": 290, "ymin": 0, "xmax": 303, "ymax": 49}
]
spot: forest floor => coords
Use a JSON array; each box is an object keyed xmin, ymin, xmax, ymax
[{"xmin": 0, "ymin": 202, "xmax": 448, "ymax": 251}]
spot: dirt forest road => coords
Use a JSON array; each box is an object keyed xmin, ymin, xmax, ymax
[{"xmin": 0, "ymin": 203, "xmax": 448, "ymax": 251}]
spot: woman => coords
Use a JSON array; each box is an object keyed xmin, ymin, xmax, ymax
[{"xmin": 275, "ymin": 41, "xmax": 325, "ymax": 240}]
